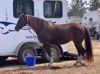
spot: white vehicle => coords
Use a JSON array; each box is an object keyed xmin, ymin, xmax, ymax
[
  {"xmin": 0, "ymin": 0, "xmax": 69, "ymax": 63},
  {"xmin": 94, "ymin": 23, "xmax": 100, "ymax": 40},
  {"xmin": 82, "ymin": 10, "xmax": 100, "ymax": 39}
]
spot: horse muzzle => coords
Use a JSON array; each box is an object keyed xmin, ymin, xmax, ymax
[{"xmin": 15, "ymin": 26, "xmax": 20, "ymax": 31}]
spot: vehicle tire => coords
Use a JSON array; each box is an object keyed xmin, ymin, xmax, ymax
[
  {"xmin": 94, "ymin": 33, "xmax": 99, "ymax": 40},
  {"xmin": 99, "ymin": 35, "xmax": 100, "ymax": 40},
  {"xmin": 0, "ymin": 56, "xmax": 8, "ymax": 62},
  {"xmin": 97, "ymin": 34, "xmax": 99, "ymax": 40},
  {"xmin": 94, "ymin": 33, "xmax": 98, "ymax": 39},
  {"xmin": 18, "ymin": 44, "xmax": 37, "ymax": 64},
  {"xmin": 42, "ymin": 44, "xmax": 61, "ymax": 62}
]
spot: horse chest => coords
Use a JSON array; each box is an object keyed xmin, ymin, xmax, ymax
[{"xmin": 38, "ymin": 33, "xmax": 52, "ymax": 42}]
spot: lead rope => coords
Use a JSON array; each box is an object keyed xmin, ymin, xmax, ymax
[
  {"xmin": 26, "ymin": 15, "xmax": 41, "ymax": 45},
  {"xmin": 27, "ymin": 15, "xmax": 52, "ymax": 68}
]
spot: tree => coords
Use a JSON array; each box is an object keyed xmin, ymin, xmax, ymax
[
  {"xmin": 89, "ymin": 0, "xmax": 100, "ymax": 11},
  {"xmin": 68, "ymin": 0, "xmax": 86, "ymax": 17}
]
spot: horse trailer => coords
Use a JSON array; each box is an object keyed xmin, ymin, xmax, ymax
[
  {"xmin": 0, "ymin": 0, "xmax": 69, "ymax": 63},
  {"xmin": 82, "ymin": 10, "xmax": 100, "ymax": 39}
]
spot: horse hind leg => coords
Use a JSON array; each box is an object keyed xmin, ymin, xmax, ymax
[{"xmin": 74, "ymin": 43, "xmax": 86, "ymax": 66}]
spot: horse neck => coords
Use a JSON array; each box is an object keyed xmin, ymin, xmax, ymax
[{"xmin": 29, "ymin": 17, "xmax": 44, "ymax": 35}]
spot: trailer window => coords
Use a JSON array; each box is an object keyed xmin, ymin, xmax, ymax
[
  {"xmin": 13, "ymin": 0, "xmax": 34, "ymax": 18},
  {"xmin": 84, "ymin": 17, "xmax": 87, "ymax": 19},
  {"xmin": 44, "ymin": 1, "xmax": 62, "ymax": 18},
  {"xmin": 89, "ymin": 18, "xmax": 93, "ymax": 21}
]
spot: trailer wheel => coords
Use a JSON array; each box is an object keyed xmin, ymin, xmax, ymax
[
  {"xmin": 94, "ymin": 33, "xmax": 99, "ymax": 40},
  {"xmin": 42, "ymin": 44, "xmax": 61, "ymax": 62},
  {"xmin": 99, "ymin": 35, "xmax": 100, "ymax": 40},
  {"xmin": 0, "ymin": 56, "xmax": 8, "ymax": 62},
  {"xmin": 18, "ymin": 44, "xmax": 37, "ymax": 64}
]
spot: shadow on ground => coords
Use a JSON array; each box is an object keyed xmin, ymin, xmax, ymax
[{"xmin": 0, "ymin": 53, "xmax": 77, "ymax": 68}]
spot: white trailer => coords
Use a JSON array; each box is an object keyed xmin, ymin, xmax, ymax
[
  {"xmin": 82, "ymin": 10, "xmax": 100, "ymax": 40},
  {"xmin": 0, "ymin": 0, "xmax": 69, "ymax": 63}
]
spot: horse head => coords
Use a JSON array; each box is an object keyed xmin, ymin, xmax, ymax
[{"xmin": 15, "ymin": 13, "xmax": 27, "ymax": 31}]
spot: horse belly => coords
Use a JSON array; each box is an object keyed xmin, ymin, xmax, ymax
[{"xmin": 51, "ymin": 35, "xmax": 71, "ymax": 44}]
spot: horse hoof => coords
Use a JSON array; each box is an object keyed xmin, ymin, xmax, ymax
[
  {"xmin": 73, "ymin": 62, "xmax": 78, "ymax": 66},
  {"xmin": 48, "ymin": 63, "xmax": 52, "ymax": 69},
  {"xmin": 73, "ymin": 63, "xmax": 77, "ymax": 66},
  {"xmin": 50, "ymin": 66, "xmax": 61, "ymax": 70},
  {"xmin": 81, "ymin": 63, "xmax": 86, "ymax": 66},
  {"xmin": 73, "ymin": 62, "xmax": 86, "ymax": 66}
]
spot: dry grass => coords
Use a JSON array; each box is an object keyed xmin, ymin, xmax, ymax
[{"xmin": 0, "ymin": 39, "xmax": 100, "ymax": 74}]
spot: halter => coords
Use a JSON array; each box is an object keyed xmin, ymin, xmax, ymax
[{"xmin": 26, "ymin": 15, "xmax": 34, "ymax": 35}]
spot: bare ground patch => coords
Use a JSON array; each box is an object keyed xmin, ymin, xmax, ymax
[{"xmin": 0, "ymin": 39, "xmax": 100, "ymax": 74}]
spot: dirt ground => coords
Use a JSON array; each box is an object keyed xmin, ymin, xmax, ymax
[{"xmin": 0, "ymin": 39, "xmax": 100, "ymax": 74}]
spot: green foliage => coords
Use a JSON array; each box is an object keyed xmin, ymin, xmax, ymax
[
  {"xmin": 89, "ymin": 0, "xmax": 100, "ymax": 11},
  {"xmin": 68, "ymin": 4, "xmax": 86, "ymax": 17}
]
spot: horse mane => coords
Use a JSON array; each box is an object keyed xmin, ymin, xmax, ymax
[{"xmin": 31, "ymin": 16, "xmax": 53, "ymax": 29}]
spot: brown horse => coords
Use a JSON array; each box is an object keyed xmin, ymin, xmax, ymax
[{"xmin": 15, "ymin": 13, "xmax": 93, "ymax": 67}]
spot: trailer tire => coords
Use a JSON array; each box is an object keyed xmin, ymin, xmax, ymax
[
  {"xmin": 94, "ymin": 32, "xmax": 97, "ymax": 39},
  {"xmin": 99, "ymin": 35, "xmax": 100, "ymax": 40},
  {"xmin": 18, "ymin": 44, "xmax": 37, "ymax": 64},
  {"xmin": 94, "ymin": 33, "xmax": 99, "ymax": 40},
  {"xmin": 0, "ymin": 56, "xmax": 8, "ymax": 62},
  {"xmin": 42, "ymin": 44, "xmax": 61, "ymax": 62}
]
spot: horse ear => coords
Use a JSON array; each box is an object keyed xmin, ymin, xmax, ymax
[
  {"xmin": 23, "ymin": 12, "xmax": 26, "ymax": 15},
  {"xmin": 21, "ymin": 13, "xmax": 26, "ymax": 17}
]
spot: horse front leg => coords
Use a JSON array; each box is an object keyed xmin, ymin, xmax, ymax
[{"xmin": 43, "ymin": 42, "xmax": 53, "ymax": 68}]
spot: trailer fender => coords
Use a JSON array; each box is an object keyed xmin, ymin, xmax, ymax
[{"xmin": 15, "ymin": 41, "xmax": 43, "ymax": 56}]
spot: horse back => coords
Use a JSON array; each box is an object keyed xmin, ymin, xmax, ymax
[{"xmin": 53, "ymin": 22, "xmax": 85, "ymax": 31}]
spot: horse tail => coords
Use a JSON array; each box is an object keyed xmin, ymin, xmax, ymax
[{"xmin": 84, "ymin": 27, "xmax": 93, "ymax": 62}]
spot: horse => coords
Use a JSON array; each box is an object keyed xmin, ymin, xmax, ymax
[{"xmin": 15, "ymin": 13, "xmax": 93, "ymax": 68}]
